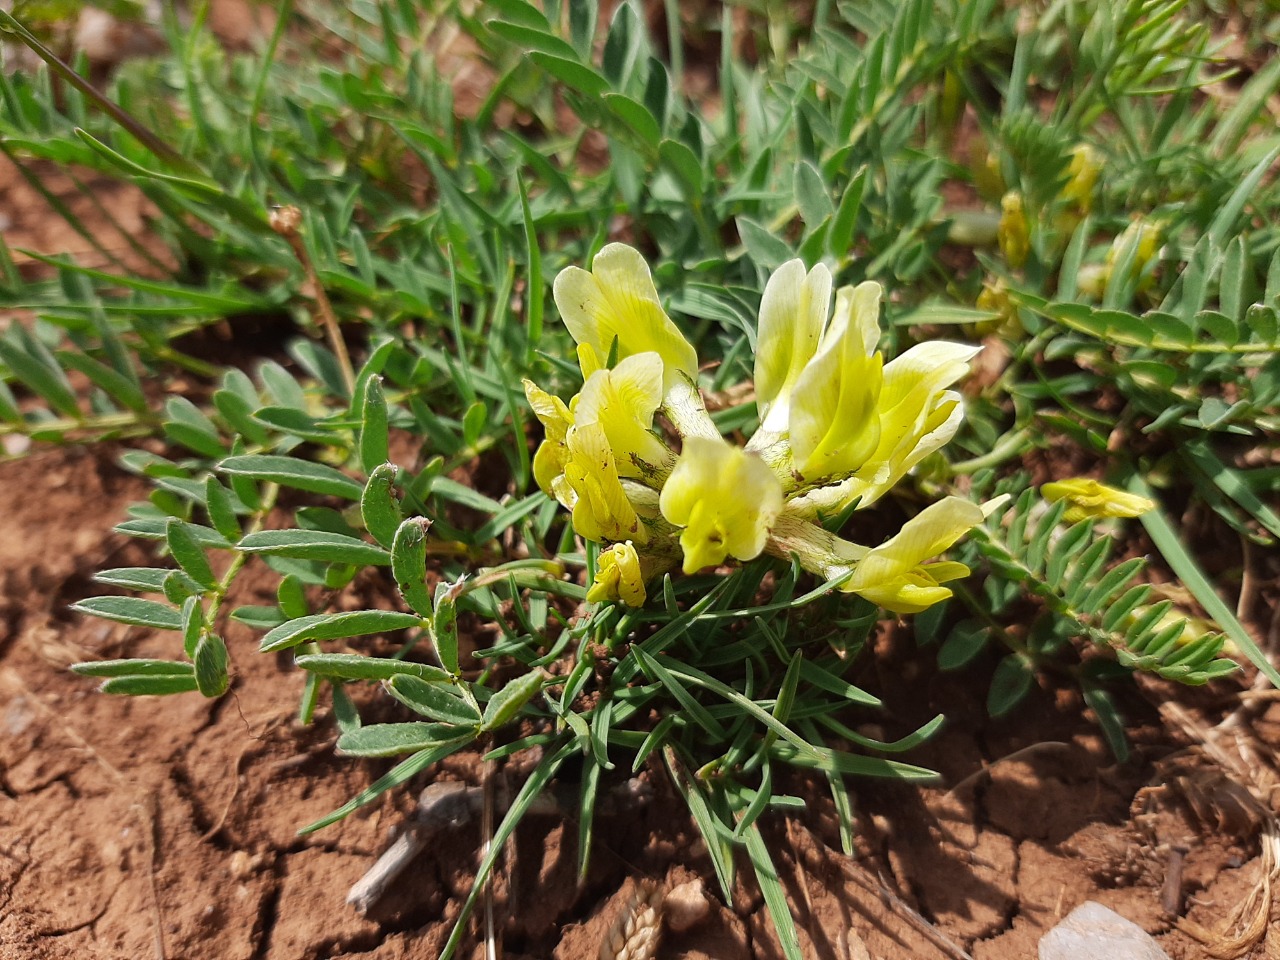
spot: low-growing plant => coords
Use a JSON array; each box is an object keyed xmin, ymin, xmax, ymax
[{"xmin": 2, "ymin": 0, "xmax": 1277, "ymax": 956}]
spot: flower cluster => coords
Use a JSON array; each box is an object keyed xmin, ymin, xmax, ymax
[{"xmin": 525, "ymin": 243, "xmax": 994, "ymax": 614}]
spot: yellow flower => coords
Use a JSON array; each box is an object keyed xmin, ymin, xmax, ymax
[
  {"xmin": 659, "ymin": 437, "xmax": 783, "ymax": 574},
  {"xmin": 573, "ymin": 352, "xmax": 676, "ymax": 482},
  {"xmin": 1041, "ymin": 478, "xmax": 1154, "ymax": 523},
  {"xmin": 793, "ymin": 339, "xmax": 979, "ymax": 515},
  {"xmin": 749, "ymin": 263, "xmax": 886, "ymax": 482},
  {"xmin": 1061, "ymin": 144, "xmax": 1101, "ymax": 214},
  {"xmin": 787, "ymin": 282, "xmax": 885, "ymax": 481},
  {"xmin": 974, "ymin": 277, "xmax": 1019, "ymax": 338},
  {"xmin": 561, "ymin": 423, "xmax": 647, "ymax": 544},
  {"xmin": 844, "ymin": 497, "xmax": 985, "ymax": 614},
  {"xmin": 586, "ymin": 541, "xmax": 646, "ymax": 607},
  {"xmin": 999, "ymin": 191, "xmax": 1030, "ymax": 270},
  {"xmin": 553, "ymin": 243, "xmax": 699, "ymax": 394}
]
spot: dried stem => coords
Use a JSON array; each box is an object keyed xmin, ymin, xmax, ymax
[{"xmin": 269, "ymin": 205, "xmax": 356, "ymax": 396}]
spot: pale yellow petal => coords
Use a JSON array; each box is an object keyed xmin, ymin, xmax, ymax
[
  {"xmin": 532, "ymin": 440, "xmax": 568, "ymax": 495},
  {"xmin": 553, "ymin": 243, "xmax": 698, "ymax": 391},
  {"xmin": 754, "ymin": 260, "xmax": 831, "ymax": 431},
  {"xmin": 789, "ymin": 345, "xmax": 883, "ymax": 481},
  {"xmin": 587, "ymin": 541, "xmax": 646, "ymax": 607},
  {"xmin": 574, "ymin": 353, "xmax": 673, "ymax": 480},
  {"xmin": 878, "ymin": 341, "xmax": 979, "ymax": 411},
  {"xmin": 827, "ymin": 281, "xmax": 882, "ymax": 358},
  {"xmin": 563, "ymin": 423, "xmax": 646, "ymax": 544},
  {"xmin": 856, "ymin": 579, "xmax": 956, "ymax": 615},
  {"xmin": 523, "ymin": 379, "xmax": 573, "ymax": 441}
]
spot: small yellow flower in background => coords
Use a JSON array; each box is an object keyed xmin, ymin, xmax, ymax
[
  {"xmin": 999, "ymin": 191, "xmax": 1030, "ymax": 269},
  {"xmin": 974, "ymin": 277, "xmax": 1021, "ymax": 338},
  {"xmin": 1061, "ymin": 144, "xmax": 1101, "ymax": 214},
  {"xmin": 553, "ymin": 243, "xmax": 699, "ymax": 393},
  {"xmin": 843, "ymin": 497, "xmax": 985, "ymax": 613},
  {"xmin": 1107, "ymin": 218, "xmax": 1162, "ymax": 289},
  {"xmin": 1041, "ymin": 478, "xmax": 1155, "ymax": 523},
  {"xmin": 659, "ymin": 438, "xmax": 783, "ymax": 573},
  {"xmin": 1076, "ymin": 218, "xmax": 1163, "ymax": 301},
  {"xmin": 587, "ymin": 541, "xmax": 647, "ymax": 607}
]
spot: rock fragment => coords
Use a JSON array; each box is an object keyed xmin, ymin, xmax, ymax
[{"xmin": 1039, "ymin": 901, "xmax": 1170, "ymax": 960}]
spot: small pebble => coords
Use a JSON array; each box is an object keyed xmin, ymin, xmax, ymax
[
  {"xmin": 1039, "ymin": 902, "xmax": 1170, "ymax": 960},
  {"xmin": 662, "ymin": 879, "xmax": 710, "ymax": 933}
]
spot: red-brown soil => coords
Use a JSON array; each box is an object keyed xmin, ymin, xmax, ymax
[
  {"xmin": 0, "ymin": 441, "xmax": 1276, "ymax": 960},
  {"xmin": 3, "ymin": 29, "xmax": 1279, "ymax": 955}
]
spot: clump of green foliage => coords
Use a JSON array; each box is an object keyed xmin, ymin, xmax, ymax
[{"xmin": 2, "ymin": 0, "xmax": 1277, "ymax": 955}]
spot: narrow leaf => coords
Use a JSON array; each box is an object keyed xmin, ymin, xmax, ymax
[
  {"xmin": 480, "ymin": 670, "xmax": 546, "ymax": 732},
  {"xmin": 219, "ymin": 454, "xmax": 363, "ymax": 500},
  {"xmin": 259, "ymin": 610, "xmax": 423, "ymax": 653},
  {"xmin": 70, "ymin": 596, "xmax": 183, "ymax": 631},
  {"xmin": 237, "ymin": 529, "xmax": 391, "ymax": 566}
]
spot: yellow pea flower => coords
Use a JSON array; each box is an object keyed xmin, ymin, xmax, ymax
[
  {"xmin": 1061, "ymin": 144, "xmax": 1101, "ymax": 214},
  {"xmin": 586, "ymin": 541, "xmax": 647, "ymax": 607},
  {"xmin": 573, "ymin": 352, "xmax": 676, "ymax": 482},
  {"xmin": 844, "ymin": 497, "xmax": 985, "ymax": 614},
  {"xmin": 553, "ymin": 243, "xmax": 699, "ymax": 394},
  {"xmin": 659, "ymin": 437, "xmax": 783, "ymax": 574},
  {"xmin": 1041, "ymin": 478, "xmax": 1154, "ymax": 523},
  {"xmin": 753, "ymin": 260, "xmax": 833, "ymax": 432},
  {"xmin": 561, "ymin": 423, "xmax": 647, "ymax": 544},
  {"xmin": 1107, "ymin": 218, "xmax": 1163, "ymax": 292},
  {"xmin": 788, "ymin": 282, "xmax": 885, "ymax": 481},
  {"xmin": 793, "ymin": 340, "xmax": 978, "ymax": 515}
]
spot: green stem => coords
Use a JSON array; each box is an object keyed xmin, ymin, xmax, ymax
[{"xmin": 207, "ymin": 482, "xmax": 281, "ymax": 626}]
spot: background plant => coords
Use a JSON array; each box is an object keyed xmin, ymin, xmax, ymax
[{"xmin": 1, "ymin": 0, "xmax": 1277, "ymax": 956}]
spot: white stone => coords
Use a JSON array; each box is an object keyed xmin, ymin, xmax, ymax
[{"xmin": 1039, "ymin": 901, "xmax": 1170, "ymax": 960}]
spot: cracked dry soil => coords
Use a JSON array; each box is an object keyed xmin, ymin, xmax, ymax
[{"xmin": 1, "ymin": 446, "xmax": 1275, "ymax": 960}]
